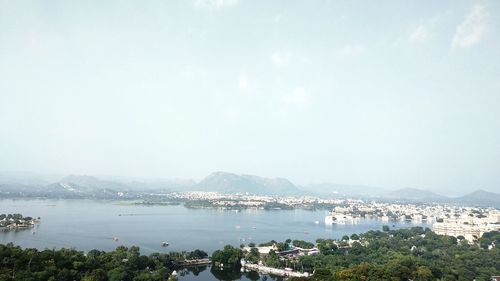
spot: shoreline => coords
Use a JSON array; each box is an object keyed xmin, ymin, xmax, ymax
[{"xmin": 243, "ymin": 262, "xmax": 311, "ymax": 278}]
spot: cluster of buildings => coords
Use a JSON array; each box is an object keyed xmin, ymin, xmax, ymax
[
  {"xmin": 240, "ymin": 243, "xmax": 318, "ymax": 277},
  {"xmin": 324, "ymin": 202, "xmax": 450, "ymax": 224},
  {"xmin": 432, "ymin": 208, "xmax": 500, "ymax": 242},
  {"xmin": 0, "ymin": 214, "xmax": 37, "ymax": 231},
  {"xmin": 166, "ymin": 191, "xmax": 500, "ymax": 242},
  {"xmin": 326, "ymin": 203, "xmax": 500, "ymax": 243},
  {"xmin": 166, "ymin": 191, "xmax": 336, "ymax": 209},
  {"xmin": 240, "ymin": 237, "xmax": 371, "ymax": 277}
]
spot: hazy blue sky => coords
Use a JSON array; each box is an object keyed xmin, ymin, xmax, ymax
[{"xmin": 1, "ymin": 0, "xmax": 499, "ymax": 194}]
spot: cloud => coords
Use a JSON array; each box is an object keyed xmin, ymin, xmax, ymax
[
  {"xmin": 271, "ymin": 51, "xmax": 293, "ymax": 67},
  {"xmin": 282, "ymin": 87, "xmax": 309, "ymax": 106},
  {"xmin": 409, "ymin": 24, "xmax": 432, "ymax": 43},
  {"xmin": 193, "ymin": 0, "xmax": 239, "ymax": 9},
  {"xmin": 452, "ymin": 5, "xmax": 488, "ymax": 48},
  {"xmin": 336, "ymin": 45, "xmax": 364, "ymax": 58}
]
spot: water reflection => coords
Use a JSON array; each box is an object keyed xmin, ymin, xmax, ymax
[
  {"xmin": 177, "ymin": 266, "xmax": 207, "ymax": 277},
  {"xmin": 177, "ymin": 266, "xmax": 285, "ymax": 281}
]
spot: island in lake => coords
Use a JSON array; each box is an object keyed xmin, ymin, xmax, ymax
[{"xmin": 0, "ymin": 213, "xmax": 39, "ymax": 231}]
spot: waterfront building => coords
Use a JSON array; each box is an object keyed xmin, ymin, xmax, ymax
[{"xmin": 432, "ymin": 213, "xmax": 500, "ymax": 242}]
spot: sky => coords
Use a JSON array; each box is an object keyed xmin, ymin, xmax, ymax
[{"xmin": 1, "ymin": 0, "xmax": 499, "ymax": 195}]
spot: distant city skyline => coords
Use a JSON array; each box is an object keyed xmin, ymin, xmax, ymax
[
  {"xmin": 1, "ymin": 0, "xmax": 500, "ymax": 196},
  {"xmin": 0, "ymin": 169, "xmax": 498, "ymax": 198}
]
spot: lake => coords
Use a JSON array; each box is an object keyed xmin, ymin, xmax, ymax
[{"xmin": 0, "ymin": 199, "xmax": 430, "ymax": 280}]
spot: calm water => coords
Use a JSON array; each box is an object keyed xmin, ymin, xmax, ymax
[
  {"xmin": 1, "ymin": 199, "xmax": 429, "ymax": 280},
  {"xmin": 176, "ymin": 266, "xmax": 284, "ymax": 281}
]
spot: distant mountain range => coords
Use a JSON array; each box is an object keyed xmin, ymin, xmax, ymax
[
  {"xmin": 194, "ymin": 171, "xmax": 300, "ymax": 195},
  {"xmin": 303, "ymin": 183, "xmax": 388, "ymax": 197},
  {"xmin": 385, "ymin": 188, "xmax": 448, "ymax": 201},
  {"xmin": 384, "ymin": 188, "xmax": 500, "ymax": 207},
  {"xmin": 0, "ymin": 171, "xmax": 499, "ymax": 207},
  {"xmin": 453, "ymin": 190, "xmax": 500, "ymax": 207}
]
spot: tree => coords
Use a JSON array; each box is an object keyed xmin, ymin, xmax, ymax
[
  {"xmin": 292, "ymin": 240, "xmax": 315, "ymax": 249},
  {"xmin": 126, "ymin": 246, "xmax": 142, "ymax": 270},
  {"xmin": 211, "ymin": 245, "xmax": 243, "ymax": 268},
  {"xmin": 312, "ymin": 268, "xmax": 334, "ymax": 281},
  {"xmin": 317, "ymin": 239, "xmax": 338, "ymax": 255},
  {"xmin": 413, "ymin": 266, "xmax": 433, "ymax": 281},
  {"xmin": 186, "ymin": 249, "xmax": 208, "ymax": 260},
  {"xmin": 246, "ymin": 248, "xmax": 260, "ymax": 264},
  {"xmin": 278, "ymin": 242, "xmax": 289, "ymax": 251},
  {"xmin": 265, "ymin": 250, "xmax": 280, "ymax": 268},
  {"xmin": 107, "ymin": 266, "xmax": 129, "ymax": 281},
  {"xmin": 83, "ymin": 269, "xmax": 108, "ymax": 281}
]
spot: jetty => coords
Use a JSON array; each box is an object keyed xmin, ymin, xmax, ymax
[{"xmin": 177, "ymin": 258, "xmax": 211, "ymax": 267}]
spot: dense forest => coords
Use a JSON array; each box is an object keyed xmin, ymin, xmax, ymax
[
  {"xmin": 1, "ymin": 227, "xmax": 499, "ymax": 280},
  {"xmin": 212, "ymin": 227, "xmax": 500, "ymax": 281},
  {"xmin": 0, "ymin": 244, "xmax": 207, "ymax": 281},
  {"xmin": 297, "ymin": 228, "xmax": 500, "ymax": 281}
]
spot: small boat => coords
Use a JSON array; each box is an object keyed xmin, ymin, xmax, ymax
[
  {"xmin": 162, "ymin": 242, "xmax": 169, "ymax": 247},
  {"xmin": 113, "ymin": 237, "xmax": 119, "ymax": 241},
  {"xmin": 32, "ymin": 231, "xmax": 36, "ymax": 235},
  {"xmin": 314, "ymin": 220, "xmax": 320, "ymax": 224}
]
